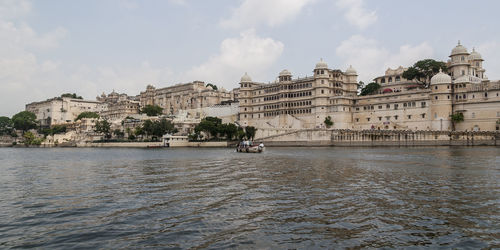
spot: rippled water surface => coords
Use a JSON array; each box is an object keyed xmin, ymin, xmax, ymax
[{"xmin": 0, "ymin": 147, "xmax": 499, "ymax": 249}]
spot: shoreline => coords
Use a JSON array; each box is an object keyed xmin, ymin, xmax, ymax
[{"xmin": 2, "ymin": 141, "xmax": 499, "ymax": 148}]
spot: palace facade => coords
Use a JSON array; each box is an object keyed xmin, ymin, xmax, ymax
[
  {"xmin": 26, "ymin": 97, "xmax": 102, "ymax": 127},
  {"xmin": 139, "ymin": 81, "xmax": 232, "ymax": 115},
  {"xmin": 240, "ymin": 42, "xmax": 500, "ymax": 132},
  {"xmin": 96, "ymin": 91, "xmax": 140, "ymax": 121}
]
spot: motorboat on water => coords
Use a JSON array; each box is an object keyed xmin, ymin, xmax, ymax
[{"xmin": 236, "ymin": 141, "xmax": 265, "ymax": 153}]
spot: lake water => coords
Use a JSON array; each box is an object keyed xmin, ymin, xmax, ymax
[{"xmin": 0, "ymin": 147, "xmax": 499, "ymax": 249}]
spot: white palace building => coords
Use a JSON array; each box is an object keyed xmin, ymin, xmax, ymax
[{"xmin": 239, "ymin": 42, "xmax": 500, "ymax": 133}]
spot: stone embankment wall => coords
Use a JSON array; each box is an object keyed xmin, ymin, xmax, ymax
[
  {"xmin": 81, "ymin": 141, "xmax": 229, "ymax": 148},
  {"xmin": 256, "ymin": 129, "xmax": 500, "ymax": 147}
]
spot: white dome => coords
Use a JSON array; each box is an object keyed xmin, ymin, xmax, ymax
[
  {"xmin": 450, "ymin": 41, "xmax": 469, "ymax": 56},
  {"xmin": 240, "ymin": 72, "xmax": 252, "ymax": 82},
  {"xmin": 345, "ymin": 65, "xmax": 357, "ymax": 75},
  {"xmin": 430, "ymin": 69, "xmax": 452, "ymax": 85},
  {"xmin": 279, "ymin": 69, "xmax": 292, "ymax": 76},
  {"xmin": 315, "ymin": 58, "xmax": 328, "ymax": 69},
  {"xmin": 206, "ymin": 85, "xmax": 213, "ymax": 90},
  {"xmin": 469, "ymin": 48, "xmax": 483, "ymax": 61}
]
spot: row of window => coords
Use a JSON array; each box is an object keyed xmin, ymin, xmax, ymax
[
  {"xmin": 329, "ymin": 82, "xmax": 343, "ymax": 88},
  {"xmin": 263, "ymin": 95, "xmax": 280, "ymax": 101},
  {"xmin": 264, "ymin": 109, "xmax": 312, "ymax": 117},
  {"xmin": 355, "ymin": 113, "xmax": 426, "ymax": 122},
  {"xmin": 356, "ymin": 102, "xmax": 425, "ymax": 111},
  {"xmin": 380, "ymin": 76, "xmax": 401, "ymax": 84},
  {"xmin": 263, "ymin": 100, "xmax": 313, "ymax": 110},
  {"xmin": 261, "ymin": 82, "xmax": 314, "ymax": 94}
]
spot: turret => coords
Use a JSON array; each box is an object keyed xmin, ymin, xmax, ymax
[
  {"xmin": 469, "ymin": 48, "xmax": 485, "ymax": 78},
  {"xmin": 344, "ymin": 65, "xmax": 358, "ymax": 94},
  {"xmin": 429, "ymin": 69, "xmax": 453, "ymax": 130},
  {"xmin": 448, "ymin": 41, "xmax": 470, "ymax": 79},
  {"xmin": 279, "ymin": 69, "xmax": 292, "ymax": 82},
  {"xmin": 314, "ymin": 59, "xmax": 328, "ymax": 78}
]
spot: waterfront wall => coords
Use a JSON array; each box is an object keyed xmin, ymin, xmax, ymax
[
  {"xmin": 256, "ymin": 129, "xmax": 500, "ymax": 147},
  {"xmin": 81, "ymin": 141, "xmax": 229, "ymax": 148}
]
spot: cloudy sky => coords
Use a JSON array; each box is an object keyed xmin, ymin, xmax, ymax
[{"xmin": 1, "ymin": 0, "xmax": 499, "ymax": 116}]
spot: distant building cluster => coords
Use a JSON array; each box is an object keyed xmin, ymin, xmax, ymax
[{"xmin": 25, "ymin": 42, "xmax": 500, "ymax": 134}]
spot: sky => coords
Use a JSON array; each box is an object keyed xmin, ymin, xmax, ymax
[{"xmin": 1, "ymin": 0, "xmax": 500, "ymax": 116}]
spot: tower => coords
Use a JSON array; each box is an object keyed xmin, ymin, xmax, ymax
[
  {"xmin": 448, "ymin": 41, "xmax": 470, "ymax": 79},
  {"xmin": 469, "ymin": 48, "xmax": 485, "ymax": 79},
  {"xmin": 429, "ymin": 69, "xmax": 453, "ymax": 131},
  {"xmin": 239, "ymin": 73, "xmax": 253, "ymax": 126}
]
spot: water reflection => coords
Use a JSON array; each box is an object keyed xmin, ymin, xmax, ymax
[{"xmin": 0, "ymin": 147, "xmax": 498, "ymax": 248}]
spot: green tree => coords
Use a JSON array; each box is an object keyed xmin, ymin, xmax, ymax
[
  {"xmin": 61, "ymin": 93, "xmax": 83, "ymax": 99},
  {"xmin": 134, "ymin": 126, "xmax": 144, "ymax": 138},
  {"xmin": 95, "ymin": 119, "xmax": 111, "ymax": 140},
  {"xmin": 220, "ymin": 123, "xmax": 238, "ymax": 140},
  {"xmin": 75, "ymin": 111, "xmax": 100, "ymax": 121},
  {"xmin": 12, "ymin": 111, "xmax": 37, "ymax": 133},
  {"xmin": 402, "ymin": 59, "xmax": 447, "ymax": 87},
  {"xmin": 194, "ymin": 117, "xmax": 222, "ymax": 139},
  {"xmin": 142, "ymin": 120, "xmax": 154, "ymax": 138},
  {"xmin": 324, "ymin": 116, "xmax": 333, "ymax": 128},
  {"xmin": 0, "ymin": 116, "xmax": 13, "ymax": 136},
  {"xmin": 23, "ymin": 131, "xmax": 43, "ymax": 145},
  {"xmin": 360, "ymin": 82, "xmax": 381, "ymax": 96},
  {"xmin": 113, "ymin": 129, "xmax": 124, "ymax": 138},
  {"xmin": 40, "ymin": 125, "xmax": 67, "ymax": 136},
  {"xmin": 141, "ymin": 105, "xmax": 163, "ymax": 116},
  {"xmin": 450, "ymin": 112, "xmax": 464, "ymax": 131},
  {"xmin": 245, "ymin": 126, "xmax": 257, "ymax": 141},
  {"xmin": 206, "ymin": 83, "xmax": 218, "ymax": 90}
]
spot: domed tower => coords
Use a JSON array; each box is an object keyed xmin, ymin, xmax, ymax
[
  {"xmin": 239, "ymin": 72, "xmax": 253, "ymax": 126},
  {"xmin": 469, "ymin": 48, "xmax": 485, "ymax": 78},
  {"xmin": 279, "ymin": 69, "xmax": 292, "ymax": 82},
  {"xmin": 344, "ymin": 65, "xmax": 358, "ymax": 96},
  {"xmin": 429, "ymin": 69, "xmax": 453, "ymax": 131},
  {"xmin": 314, "ymin": 59, "xmax": 329, "ymax": 78},
  {"xmin": 448, "ymin": 41, "xmax": 471, "ymax": 79},
  {"xmin": 313, "ymin": 59, "xmax": 329, "ymax": 127}
]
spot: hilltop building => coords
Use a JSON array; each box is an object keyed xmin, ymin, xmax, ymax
[
  {"xmin": 96, "ymin": 91, "xmax": 140, "ymax": 121},
  {"xmin": 26, "ymin": 97, "xmax": 101, "ymax": 127},
  {"xmin": 139, "ymin": 81, "xmax": 232, "ymax": 115}
]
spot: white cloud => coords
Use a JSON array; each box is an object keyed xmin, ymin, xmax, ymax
[
  {"xmin": 336, "ymin": 0, "xmax": 377, "ymax": 29},
  {"xmin": 182, "ymin": 29, "xmax": 284, "ymax": 89},
  {"xmin": 0, "ymin": 0, "xmax": 169, "ymax": 116},
  {"xmin": 0, "ymin": 0, "xmax": 31, "ymax": 19},
  {"xmin": 477, "ymin": 41, "xmax": 500, "ymax": 80},
  {"xmin": 336, "ymin": 35, "xmax": 433, "ymax": 83},
  {"xmin": 221, "ymin": 0, "xmax": 315, "ymax": 29}
]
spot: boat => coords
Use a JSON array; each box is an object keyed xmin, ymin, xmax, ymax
[{"xmin": 236, "ymin": 141, "xmax": 265, "ymax": 153}]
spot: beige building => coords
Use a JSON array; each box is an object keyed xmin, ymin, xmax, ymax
[
  {"xmin": 240, "ymin": 43, "xmax": 500, "ymax": 134},
  {"xmin": 239, "ymin": 60, "xmax": 358, "ymax": 129},
  {"xmin": 26, "ymin": 97, "xmax": 101, "ymax": 127},
  {"xmin": 96, "ymin": 91, "xmax": 140, "ymax": 121},
  {"xmin": 139, "ymin": 81, "xmax": 232, "ymax": 115}
]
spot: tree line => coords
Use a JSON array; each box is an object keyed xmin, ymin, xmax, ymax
[{"xmin": 190, "ymin": 116, "xmax": 256, "ymax": 141}]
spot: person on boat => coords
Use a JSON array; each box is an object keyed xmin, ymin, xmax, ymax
[{"xmin": 259, "ymin": 142, "xmax": 264, "ymax": 148}]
